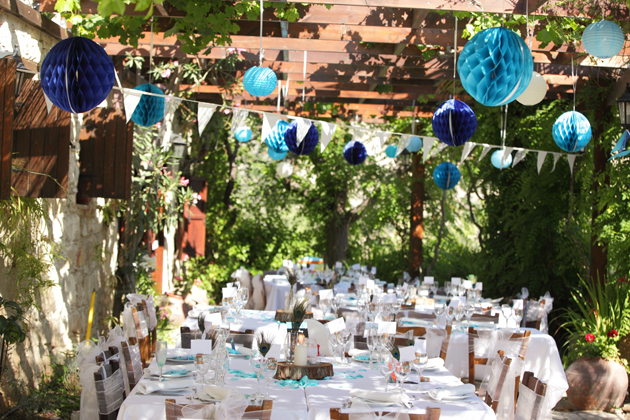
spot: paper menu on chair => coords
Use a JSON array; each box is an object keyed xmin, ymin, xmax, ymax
[
  {"xmin": 358, "ymin": 276, "xmax": 369, "ymax": 285},
  {"xmin": 415, "ymin": 338, "xmax": 427, "ymax": 354},
  {"xmin": 336, "ymin": 261, "xmax": 343, "ymax": 269},
  {"xmin": 191, "ymin": 339, "xmax": 212, "ymax": 354},
  {"xmin": 319, "ymin": 289, "xmax": 334, "ymax": 300},
  {"xmin": 423, "ymin": 277, "xmax": 434, "ymax": 284},
  {"xmin": 475, "ymin": 282, "xmax": 483, "ymax": 291},
  {"xmin": 399, "ymin": 346, "xmax": 416, "ymax": 362},
  {"xmin": 326, "ymin": 317, "xmax": 346, "ymax": 334},
  {"xmin": 222, "ymin": 287, "xmax": 237, "ymax": 298},
  {"xmin": 266, "ymin": 344, "xmax": 281, "ymax": 359},
  {"xmin": 451, "ymin": 277, "xmax": 462, "ymax": 286},
  {"xmin": 513, "ymin": 299, "xmax": 524, "ymax": 310},
  {"xmin": 448, "ymin": 297, "xmax": 466, "ymax": 308},
  {"xmin": 462, "ymin": 280, "xmax": 472, "ymax": 289},
  {"xmin": 377, "ymin": 322, "xmax": 397, "ymax": 335}
]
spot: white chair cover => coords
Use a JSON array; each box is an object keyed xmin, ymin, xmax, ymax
[
  {"xmin": 168, "ymin": 387, "xmax": 250, "ymax": 419},
  {"xmin": 94, "ymin": 367, "xmax": 125, "ymax": 416},
  {"xmin": 345, "ymin": 400, "xmax": 410, "ymax": 419},
  {"xmin": 122, "ymin": 341, "xmax": 144, "ymax": 390},
  {"xmin": 469, "ymin": 329, "xmax": 529, "ymax": 381},
  {"xmin": 77, "ymin": 339, "xmax": 106, "ymax": 420},
  {"xmin": 251, "ymin": 274, "xmax": 265, "ymax": 310},
  {"xmin": 103, "ymin": 326, "xmax": 131, "ymax": 394},
  {"xmin": 524, "ymin": 293, "xmax": 553, "ymax": 333},
  {"xmin": 425, "ymin": 327, "xmax": 448, "ymax": 359},
  {"xmin": 480, "ymin": 353, "xmax": 525, "ymax": 420},
  {"xmin": 126, "ymin": 293, "xmax": 157, "ymax": 331}
]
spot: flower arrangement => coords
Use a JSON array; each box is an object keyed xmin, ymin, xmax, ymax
[{"xmin": 562, "ymin": 276, "xmax": 630, "ymax": 371}]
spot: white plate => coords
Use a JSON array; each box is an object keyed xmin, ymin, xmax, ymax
[
  {"xmin": 166, "ymin": 356, "xmax": 195, "ymax": 364},
  {"xmin": 151, "ymin": 387, "xmax": 190, "ymax": 395},
  {"xmin": 429, "ymin": 393, "xmax": 474, "ymax": 401},
  {"xmin": 354, "ymin": 398, "xmax": 399, "ymax": 407},
  {"xmin": 351, "ymin": 356, "xmax": 370, "ymax": 364}
]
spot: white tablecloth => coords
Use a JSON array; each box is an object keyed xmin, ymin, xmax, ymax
[{"xmin": 264, "ymin": 276, "xmax": 293, "ymax": 311}]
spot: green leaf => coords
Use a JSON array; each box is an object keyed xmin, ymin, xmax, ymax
[{"xmin": 96, "ymin": 0, "xmax": 126, "ymax": 16}]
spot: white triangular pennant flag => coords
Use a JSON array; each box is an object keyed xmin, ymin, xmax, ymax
[
  {"xmin": 537, "ymin": 151, "xmax": 548, "ymax": 174},
  {"xmin": 436, "ymin": 143, "xmax": 448, "ymax": 155},
  {"xmin": 501, "ymin": 147, "xmax": 514, "ymax": 169},
  {"xmin": 164, "ymin": 96, "xmax": 183, "ymax": 119},
  {"xmin": 375, "ymin": 132, "xmax": 389, "ymax": 148},
  {"xmin": 43, "ymin": 91, "xmax": 54, "ymax": 114},
  {"xmin": 423, "ymin": 137, "xmax": 436, "ymax": 162},
  {"xmin": 551, "ymin": 153, "xmax": 562, "ymax": 172},
  {"xmin": 512, "ymin": 149, "xmax": 528, "ymax": 167},
  {"xmin": 320, "ymin": 121, "xmax": 337, "ymax": 152},
  {"xmin": 231, "ymin": 108, "xmax": 249, "ymax": 137},
  {"xmin": 362, "ymin": 131, "xmax": 382, "ymax": 156},
  {"xmin": 197, "ymin": 103, "xmax": 218, "ymax": 137},
  {"xmin": 262, "ymin": 112, "xmax": 282, "ymax": 143},
  {"xmin": 396, "ymin": 134, "xmax": 410, "ymax": 157},
  {"xmin": 460, "ymin": 142, "xmax": 476, "ymax": 163},
  {"xmin": 478, "ymin": 145, "xmax": 493, "ymax": 162},
  {"xmin": 295, "ymin": 118, "xmax": 312, "ymax": 145},
  {"xmin": 123, "ymin": 89, "xmax": 143, "ymax": 122},
  {"xmin": 567, "ymin": 154, "xmax": 577, "ymax": 175}
]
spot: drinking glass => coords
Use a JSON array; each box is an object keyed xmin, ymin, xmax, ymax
[
  {"xmin": 249, "ymin": 354, "xmax": 266, "ymax": 400},
  {"xmin": 366, "ymin": 327, "xmax": 379, "ymax": 368},
  {"xmin": 194, "ymin": 353, "xmax": 207, "ymax": 384},
  {"xmin": 262, "ymin": 358, "xmax": 278, "ymax": 399},
  {"xmin": 357, "ymin": 299, "xmax": 368, "ymax": 321},
  {"xmin": 330, "ymin": 296, "xmax": 340, "ymax": 318},
  {"xmin": 367, "ymin": 302, "xmax": 379, "ymax": 322},
  {"xmin": 501, "ymin": 304, "xmax": 513, "ymax": 328},
  {"xmin": 377, "ymin": 353, "xmax": 395, "ymax": 391},
  {"xmin": 465, "ymin": 304, "xmax": 475, "ymax": 328},
  {"xmin": 329, "ymin": 332, "xmax": 340, "ymax": 364},
  {"xmin": 445, "ymin": 306, "xmax": 455, "ymax": 326},
  {"xmin": 394, "ymin": 361, "xmax": 411, "ymax": 393},
  {"xmin": 412, "ymin": 351, "xmax": 428, "ymax": 391},
  {"xmin": 319, "ymin": 298, "xmax": 331, "ymax": 319},
  {"xmin": 338, "ymin": 329, "xmax": 351, "ymax": 365},
  {"xmin": 433, "ymin": 303, "xmax": 445, "ymax": 326},
  {"xmin": 216, "ymin": 350, "xmax": 229, "ymax": 385},
  {"xmin": 429, "ymin": 283, "xmax": 438, "ymax": 297},
  {"xmin": 239, "ymin": 288, "xmax": 249, "ymax": 310},
  {"xmin": 444, "ymin": 281, "xmax": 452, "ymax": 297},
  {"xmin": 513, "ymin": 308, "xmax": 523, "ymax": 332},
  {"xmin": 454, "ymin": 305, "xmax": 464, "ymax": 331},
  {"xmin": 156, "ymin": 340, "xmax": 167, "ymax": 381}
]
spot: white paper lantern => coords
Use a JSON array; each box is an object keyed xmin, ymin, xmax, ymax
[
  {"xmin": 516, "ymin": 72, "xmax": 548, "ymax": 106},
  {"xmin": 276, "ymin": 161, "xmax": 293, "ymax": 178}
]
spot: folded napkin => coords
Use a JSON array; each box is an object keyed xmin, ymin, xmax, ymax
[
  {"xmin": 228, "ymin": 368, "xmax": 257, "ymax": 378},
  {"xmin": 428, "ymin": 384, "xmax": 475, "ymax": 400},
  {"xmin": 144, "ymin": 364, "xmax": 195, "ymax": 376},
  {"xmin": 425, "ymin": 358, "xmax": 445, "ymax": 370},
  {"xmin": 168, "ymin": 354, "xmax": 195, "ymax": 361},
  {"xmin": 349, "ymin": 389, "xmax": 409, "ymax": 404},
  {"xmin": 349, "ymin": 349, "xmax": 369, "ymax": 357},
  {"xmin": 225, "ymin": 345, "xmax": 253, "ymax": 356},
  {"xmin": 204, "ymin": 385, "xmax": 231, "ymax": 400},
  {"xmin": 136, "ymin": 379, "xmax": 194, "ymax": 395},
  {"xmin": 277, "ymin": 376, "xmax": 320, "ymax": 389},
  {"xmin": 400, "ymin": 317, "xmax": 433, "ymax": 326}
]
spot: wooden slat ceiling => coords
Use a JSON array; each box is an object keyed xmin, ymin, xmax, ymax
[{"xmin": 41, "ymin": 0, "xmax": 628, "ymax": 117}]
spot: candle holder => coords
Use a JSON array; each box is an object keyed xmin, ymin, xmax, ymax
[{"xmin": 273, "ymin": 361, "xmax": 334, "ymax": 380}]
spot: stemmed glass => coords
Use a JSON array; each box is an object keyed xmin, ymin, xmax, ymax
[
  {"xmin": 454, "ymin": 305, "xmax": 464, "ymax": 331},
  {"xmin": 238, "ymin": 288, "xmax": 249, "ymax": 312},
  {"xmin": 250, "ymin": 354, "xmax": 266, "ymax": 401},
  {"xmin": 357, "ymin": 299, "xmax": 368, "ymax": 321},
  {"xmin": 513, "ymin": 308, "xmax": 523, "ymax": 332},
  {"xmin": 412, "ymin": 350, "xmax": 428, "ymax": 391},
  {"xmin": 465, "ymin": 304, "xmax": 475, "ymax": 329},
  {"xmin": 367, "ymin": 327, "xmax": 379, "ymax": 368},
  {"xmin": 378, "ymin": 353, "xmax": 395, "ymax": 391},
  {"xmin": 445, "ymin": 306, "xmax": 455, "ymax": 327},
  {"xmin": 367, "ymin": 302, "xmax": 380, "ymax": 322},
  {"xmin": 501, "ymin": 304, "xmax": 513, "ymax": 328},
  {"xmin": 394, "ymin": 361, "xmax": 411, "ymax": 393},
  {"xmin": 262, "ymin": 358, "xmax": 278, "ymax": 399},
  {"xmin": 330, "ymin": 296, "xmax": 340, "ymax": 318},
  {"xmin": 319, "ymin": 298, "xmax": 331, "ymax": 319},
  {"xmin": 195, "ymin": 353, "xmax": 209, "ymax": 385},
  {"xmin": 337, "ymin": 329, "xmax": 351, "ymax": 365},
  {"xmin": 433, "ymin": 303, "xmax": 445, "ymax": 327},
  {"xmin": 329, "ymin": 332, "xmax": 340, "ymax": 364},
  {"xmin": 429, "ymin": 283, "xmax": 438, "ymax": 297},
  {"xmin": 444, "ymin": 281, "xmax": 452, "ymax": 297},
  {"xmin": 156, "ymin": 340, "xmax": 167, "ymax": 381}
]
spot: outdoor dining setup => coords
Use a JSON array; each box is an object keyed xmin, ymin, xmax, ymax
[{"xmin": 77, "ymin": 263, "xmax": 563, "ymax": 420}]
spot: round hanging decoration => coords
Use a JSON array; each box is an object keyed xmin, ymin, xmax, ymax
[
  {"xmin": 277, "ymin": 161, "xmax": 293, "ymax": 178},
  {"xmin": 385, "ymin": 145, "xmax": 398, "ymax": 158},
  {"xmin": 406, "ymin": 136, "xmax": 423, "ymax": 153},
  {"xmin": 516, "ymin": 72, "xmax": 548, "ymax": 106},
  {"xmin": 243, "ymin": 67, "xmax": 278, "ymax": 97},
  {"xmin": 582, "ymin": 20, "xmax": 625, "ymax": 59},
  {"xmin": 40, "ymin": 36, "xmax": 115, "ymax": 114},
  {"xmin": 130, "ymin": 84, "xmax": 165, "ymax": 127},
  {"xmin": 265, "ymin": 120, "xmax": 290, "ymax": 153},
  {"xmin": 433, "ymin": 162, "xmax": 461, "ymax": 190},
  {"xmin": 552, "ymin": 111, "xmax": 592, "ymax": 152},
  {"xmin": 268, "ymin": 149, "xmax": 287, "ymax": 161},
  {"xmin": 343, "ymin": 140, "xmax": 367, "ymax": 165},
  {"xmin": 284, "ymin": 121, "xmax": 319, "ymax": 155},
  {"xmin": 432, "ymin": 99, "xmax": 478, "ymax": 146},
  {"xmin": 491, "ymin": 149, "xmax": 513, "ymax": 169},
  {"xmin": 235, "ymin": 126, "xmax": 253, "ymax": 143},
  {"xmin": 457, "ymin": 27, "xmax": 534, "ymax": 107}
]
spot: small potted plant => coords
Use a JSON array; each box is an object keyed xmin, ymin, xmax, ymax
[{"xmin": 562, "ymin": 276, "xmax": 630, "ymax": 410}]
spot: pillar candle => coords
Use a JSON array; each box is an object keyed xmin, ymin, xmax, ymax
[{"xmin": 294, "ymin": 343, "xmax": 308, "ymax": 366}]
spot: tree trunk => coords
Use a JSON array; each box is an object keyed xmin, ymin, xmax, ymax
[
  {"xmin": 427, "ymin": 189, "xmax": 447, "ymax": 276},
  {"xmin": 590, "ymin": 107, "xmax": 610, "ymax": 285},
  {"xmin": 325, "ymin": 216, "xmax": 350, "ymax": 266},
  {"xmin": 409, "ymin": 152, "xmax": 424, "ymax": 274}
]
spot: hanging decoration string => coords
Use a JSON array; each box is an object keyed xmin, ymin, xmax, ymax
[
  {"xmin": 526, "ymin": 0, "xmax": 532, "ymax": 49},
  {"xmin": 572, "ymin": 57, "xmax": 577, "ymax": 112},
  {"xmin": 149, "ymin": 18, "xmax": 154, "ymax": 84},
  {"xmin": 453, "ymin": 17, "xmax": 458, "ymax": 80},
  {"xmin": 500, "ymin": 104, "xmax": 509, "ymax": 148},
  {"xmin": 302, "ymin": 51, "xmax": 307, "ymax": 102},
  {"xmin": 259, "ymin": 0, "xmax": 264, "ymax": 66},
  {"xmin": 277, "ymin": 80, "xmax": 282, "ymax": 113}
]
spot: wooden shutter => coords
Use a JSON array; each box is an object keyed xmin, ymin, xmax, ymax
[
  {"xmin": 178, "ymin": 177, "xmax": 207, "ymax": 259},
  {"xmin": 0, "ymin": 58, "xmax": 16, "ymax": 200},
  {"xmin": 78, "ymin": 108, "xmax": 133, "ymax": 200}
]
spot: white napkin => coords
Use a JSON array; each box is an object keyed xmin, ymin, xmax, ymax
[
  {"xmin": 350, "ymin": 389, "xmax": 409, "ymax": 404},
  {"xmin": 426, "ymin": 358, "xmax": 445, "ymax": 370},
  {"xmin": 348, "ymin": 349, "xmax": 369, "ymax": 357},
  {"xmin": 428, "ymin": 384, "xmax": 475, "ymax": 400},
  {"xmin": 143, "ymin": 364, "xmax": 194, "ymax": 376},
  {"xmin": 136, "ymin": 379, "xmax": 194, "ymax": 394},
  {"xmin": 305, "ymin": 319, "xmax": 333, "ymax": 356},
  {"xmin": 204, "ymin": 385, "xmax": 231, "ymax": 400}
]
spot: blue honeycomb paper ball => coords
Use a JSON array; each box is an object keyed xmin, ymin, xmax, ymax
[
  {"xmin": 491, "ymin": 150, "xmax": 513, "ymax": 169},
  {"xmin": 243, "ymin": 67, "xmax": 277, "ymax": 97},
  {"xmin": 385, "ymin": 145, "xmax": 398, "ymax": 158},
  {"xmin": 458, "ymin": 27, "xmax": 534, "ymax": 107},
  {"xmin": 131, "ymin": 84, "xmax": 165, "ymax": 127},
  {"xmin": 343, "ymin": 140, "xmax": 367, "ymax": 165},
  {"xmin": 432, "ymin": 99, "xmax": 477, "ymax": 146},
  {"xmin": 582, "ymin": 20, "xmax": 625, "ymax": 59},
  {"xmin": 268, "ymin": 149, "xmax": 287, "ymax": 160},
  {"xmin": 552, "ymin": 111, "xmax": 592, "ymax": 153},
  {"xmin": 265, "ymin": 120, "xmax": 290, "ymax": 153},
  {"xmin": 284, "ymin": 121, "xmax": 319, "ymax": 155},
  {"xmin": 235, "ymin": 126, "xmax": 253, "ymax": 143},
  {"xmin": 40, "ymin": 36, "xmax": 115, "ymax": 114},
  {"xmin": 433, "ymin": 162, "xmax": 461, "ymax": 190},
  {"xmin": 406, "ymin": 136, "xmax": 423, "ymax": 153}
]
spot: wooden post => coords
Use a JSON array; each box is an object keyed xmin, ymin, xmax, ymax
[
  {"xmin": 409, "ymin": 112, "xmax": 423, "ymax": 274},
  {"xmin": 0, "ymin": 59, "xmax": 16, "ymax": 200}
]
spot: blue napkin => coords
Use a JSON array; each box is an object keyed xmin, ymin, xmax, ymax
[
  {"xmin": 164, "ymin": 369, "xmax": 189, "ymax": 376},
  {"xmin": 228, "ymin": 347, "xmax": 240, "ymax": 355},
  {"xmin": 277, "ymin": 376, "xmax": 320, "ymax": 389},
  {"xmin": 355, "ymin": 355, "xmax": 370, "ymax": 361},
  {"xmin": 228, "ymin": 368, "xmax": 257, "ymax": 378},
  {"xmin": 171, "ymin": 355, "xmax": 195, "ymax": 361}
]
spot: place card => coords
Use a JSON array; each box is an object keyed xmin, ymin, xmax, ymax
[
  {"xmin": 366, "ymin": 279, "xmax": 375, "ymax": 290},
  {"xmin": 451, "ymin": 277, "xmax": 462, "ymax": 286},
  {"xmin": 475, "ymin": 282, "xmax": 483, "ymax": 291},
  {"xmin": 326, "ymin": 317, "xmax": 346, "ymax": 334},
  {"xmin": 358, "ymin": 276, "xmax": 369, "ymax": 285},
  {"xmin": 377, "ymin": 322, "xmax": 397, "ymax": 335},
  {"xmin": 415, "ymin": 338, "xmax": 427, "ymax": 354},
  {"xmin": 513, "ymin": 299, "xmax": 524, "ymax": 310},
  {"xmin": 222, "ymin": 287, "xmax": 237, "ymax": 298},
  {"xmin": 267, "ymin": 343, "xmax": 281, "ymax": 359},
  {"xmin": 319, "ymin": 289, "xmax": 334, "ymax": 300},
  {"xmin": 423, "ymin": 276, "xmax": 434, "ymax": 284},
  {"xmin": 204, "ymin": 313, "xmax": 223, "ymax": 330},
  {"xmin": 352, "ymin": 263, "xmax": 361, "ymax": 270},
  {"xmin": 399, "ymin": 346, "xmax": 416, "ymax": 362},
  {"xmin": 462, "ymin": 280, "xmax": 472, "ymax": 289},
  {"xmin": 371, "ymin": 267, "xmax": 377, "ymax": 274},
  {"xmin": 449, "ymin": 297, "xmax": 466, "ymax": 308},
  {"xmin": 191, "ymin": 339, "xmax": 212, "ymax": 354},
  {"xmin": 336, "ymin": 261, "xmax": 343, "ymax": 269},
  {"xmin": 402, "ymin": 283, "xmax": 409, "ymax": 291}
]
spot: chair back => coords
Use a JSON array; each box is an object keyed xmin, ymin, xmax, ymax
[
  {"xmin": 484, "ymin": 351, "xmax": 513, "ymax": 413},
  {"xmin": 468, "ymin": 328, "xmax": 531, "ymax": 384},
  {"xmin": 141, "ymin": 299, "xmax": 157, "ymax": 354},
  {"xmin": 95, "ymin": 346, "xmax": 119, "ymax": 364},
  {"xmin": 121, "ymin": 341, "xmax": 143, "ymax": 391},
  {"xmin": 515, "ymin": 371, "xmax": 547, "ymax": 420},
  {"xmin": 180, "ymin": 326, "xmax": 203, "ymax": 349},
  {"xmin": 165, "ymin": 399, "xmax": 272, "ymax": 420},
  {"xmin": 93, "ymin": 359, "xmax": 126, "ymax": 420},
  {"xmin": 471, "ymin": 313, "xmax": 500, "ymax": 323},
  {"xmin": 131, "ymin": 305, "xmax": 151, "ymax": 366},
  {"xmin": 397, "ymin": 326, "xmax": 428, "ymax": 337},
  {"xmin": 228, "ymin": 333, "xmax": 255, "ymax": 349},
  {"xmin": 407, "ymin": 312, "xmax": 437, "ymax": 320},
  {"xmin": 523, "ymin": 299, "xmax": 546, "ymax": 330},
  {"xmin": 329, "ymin": 407, "xmax": 441, "ymax": 420},
  {"xmin": 251, "ymin": 274, "xmax": 267, "ymax": 310}
]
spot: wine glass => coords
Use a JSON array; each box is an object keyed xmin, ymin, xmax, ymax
[
  {"xmin": 445, "ymin": 306, "xmax": 455, "ymax": 326},
  {"xmin": 262, "ymin": 358, "xmax": 278, "ymax": 399},
  {"xmin": 249, "ymin": 354, "xmax": 266, "ymax": 401},
  {"xmin": 367, "ymin": 302, "xmax": 379, "ymax": 322},
  {"xmin": 454, "ymin": 305, "xmax": 464, "ymax": 331},
  {"xmin": 513, "ymin": 308, "xmax": 523, "ymax": 332},
  {"xmin": 357, "ymin": 299, "xmax": 368, "ymax": 321},
  {"xmin": 319, "ymin": 298, "xmax": 331, "ymax": 319},
  {"xmin": 239, "ymin": 288, "xmax": 249, "ymax": 310},
  {"xmin": 465, "ymin": 304, "xmax": 475, "ymax": 328},
  {"xmin": 330, "ymin": 296, "xmax": 340, "ymax": 318},
  {"xmin": 412, "ymin": 350, "xmax": 428, "ymax": 391},
  {"xmin": 444, "ymin": 281, "xmax": 452, "ymax": 297},
  {"xmin": 394, "ymin": 361, "xmax": 411, "ymax": 393},
  {"xmin": 329, "ymin": 332, "xmax": 340, "ymax": 364},
  {"xmin": 194, "ymin": 353, "xmax": 207, "ymax": 384},
  {"xmin": 338, "ymin": 329, "xmax": 351, "ymax": 365},
  {"xmin": 156, "ymin": 340, "xmax": 167, "ymax": 381},
  {"xmin": 433, "ymin": 303, "xmax": 445, "ymax": 326},
  {"xmin": 214, "ymin": 349, "xmax": 229, "ymax": 385},
  {"xmin": 501, "ymin": 304, "xmax": 513, "ymax": 328},
  {"xmin": 366, "ymin": 327, "xmax": 379, "ymax": 368},
  {"xmin": 378, "ymin": 353, "xmax": 395, "ymax": 391}
]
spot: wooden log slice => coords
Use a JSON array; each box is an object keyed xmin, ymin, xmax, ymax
[
  {"xmin": 274, "ymin": 310, "xmax": 314, "ymax": 323},
  {"xmin": 273, "ymin": 362, "xmax": 334, "ymax": 380}
]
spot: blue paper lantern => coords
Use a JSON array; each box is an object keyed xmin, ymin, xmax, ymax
[
  {"xmin": 130, "ymin": 84, "xmax": 165, "ymax": 127},
  {"xmin": 491, "ymin": 150, "xmax": 513, "ymax": 169},
  {"xmin": 284, "ymin": 121, "xmax": 319, "ymax": 155},
  {"xmin": 234, "ymin": 126, "xmax": 252, "ymax": 143},
  {"xmin": 385, "ymin": 145, "xmax": 398, "ymax": 158},
  {"xmin": 40, "ymin": 37, "xmax": 115, "ymax": 114},
  {"xmin": 265, "ymin": 120, "xmax": 290, "ymax": 153},
  {"xmin": 433, "ymin": 162, "xmax": 461, "ymax": 190},
  {"xmin": 243, "ymin": 67, "xmax": 277, "ymax": 97},
  {"xmin": 343, "ymin": 140, "xmax": 367, "ymax": 165},
  {"xmin": 552, "ymin": 111, "xmax": 592, "ymax": 153},
  {"xmin": 457, "ymin": 27, "xmax": 534, "ymax": 107},
  {"xmin": 582, "ymin": 20, "xmax": 625, "ymax": 59},
  {"xmin": 406, "ymin": 136, "xmax": 423, "ymax": 153},
  {"xmin": 432, "ymin": 100, "xmax": 478, "ymax": 146},
  {"xmin": 268, "ymin": 149, "xmax": 287, "ymax": 160}
]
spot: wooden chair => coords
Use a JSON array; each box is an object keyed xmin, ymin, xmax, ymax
[
  {"xmin": 165, "ymin": 399, "xmax": 273, "ymax": 420},
  {"xmin": 468, "ymin": 327, "xmax": 531, "ymax": 385},
  {"xmin": 330, "ymin": 407, "xmax": 440, "ymax": 420},
  {"xmin": 515, "ymin": 371, "xmax": 547, "ymax": 420},
  {"xmin": 141, "ymin": 299, "xmax": 157, "ymax": 354},
  {"xmin": 93, "ymin": 360, "xmax": 125, "ymax": 420},
  {"xmin": 523, "ymin": 300, "xmax": 546, "ymax": 330},
  {"xmin": 95, "ymin": 346, "xmax": 119, "ymax": 364},
  {"xmin": 471, "ymin": 313, "xmax": 500, "ymax": 323},
  {"xmin": 228, "ymin": 333, "xmax": 255, "ymax": 349},
  {"xmin": 397, "ymin": 326, "xmax": 427, "ymax": 337},
  {"xmin": 484, "ymin": 351, "xmax": 513, "ymax": 413},
  {"xmin": 121, "ymin": 341, "xmax": 143, "ymax": 391},
  {"xmin": 397, "ymin": 325, "xmax": 451, "ymax": 360},
  {"xmin": 407, "ymin": 312, "xmax": 437, "ymax": 320},
  {"xmin": 180, "ymin": 326, "xmax": 203, "ymax": 349},
  {"xmin": 131, "ymin": 304, "xmax": 151, "ymax": 367}
]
